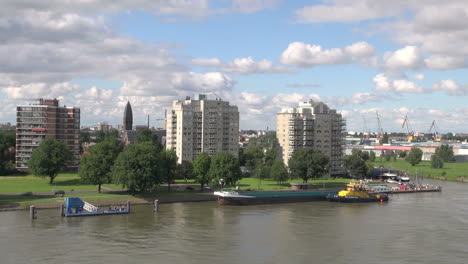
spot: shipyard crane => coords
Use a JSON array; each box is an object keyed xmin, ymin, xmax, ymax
[
  {"xmin": 402, "ymin": 115, "xmax": 414, "ymax": 142},
  {"xmin": 376, "ymin": 111, "xmax": 384, "ymax": 139},
  {"xmin": 429, "ymin": 120, "xmax": 442, "ymax": 142}
]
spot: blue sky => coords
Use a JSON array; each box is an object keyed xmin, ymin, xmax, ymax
[{"xmin": 1, "ymin": 0, "xmax": 468, "ymax": 132}]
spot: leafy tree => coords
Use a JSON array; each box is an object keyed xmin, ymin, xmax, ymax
[
  {"xmin": 28, "ymin": 138, "xmax": 72, "ymax": 184},
  {"xmin": 160, "ymin": 150, "xmax": 178, "ymax": 192},
  {"xmin": 193, "ymin": 152, "xmax": 211, "ymax": 192},
  {"xmin": 406, "ymin": 147, "xmax": 423, "ymax": 166},
  {"xmin": 253, "ymin": 163, "xmax": 270, "ymax": 180},
  {"xmin": 92, "ymin": 129, "xmax": 119, "ymax": 143},
  {"xmin": 80, "ymin": 131, "xmax": 91, "ymax": 144},
  {"xmin": 176, "ymin": 160, "xmax": 193, "ymax": 182},
  {"xmin": 79, "ymin": 137, "xmax": 123, "ymax": 192},
  {"xmin": 435, "ymin": 144, "xmax": 454, "ymax": 162},
  {"xmin": 112, "ymin": 142, "xmax": 162, "ymax": 193},
  {"xmin": 398, "ymin": 151, "xmax": 407, "ymax": 158},
  {"xmin": 344, "ymin": 154, "xmax": 368, "ymax": 179},
  {"xmin": 360, "ymin": 151, "xmax": 370, "ymax": 161},
  {"xmin": 0, "ymin": 131, "xmax": 16, "ymax": 175},
  {"xmin": 264, "ymin": 148, "xmax": 277, "ymax": 166},
  {"xmin": 382, "ymin": 132, "xmax": 389, "ymax": 144},
  {"xmin": 243, "ymin": 146, "xmax": 264, "ymax": 172},
  {"xmin": 270, "ymin": 160, "xmax": 288, "ymax": 184},
  {"xmin": 208, "ymin": 152, "xmax": 242, "ymax": 187},
  {"xmin": 431, "ymin": 155, "xmax": 444, "ymax": 169},
  {"xmin": 369, "ymin": 150, "xmax": 376, "ymax": 162},
  {"xmin": 136, "ymin": 128, "xmax": 161, "ymax": 147},
  {"xmin": 288, "ymin": 148, "xmax": 329, "ymax": 183}
]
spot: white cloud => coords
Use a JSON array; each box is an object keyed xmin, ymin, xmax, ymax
[
  {"xmin": 230, "ymin": 0, "xmax": 279, "ymax": 13},
  {"xmin": 2, "ymin": 82, "xmax": 81, "ymax": 99},
  {"xmin": 191, "ymin": 58, "xmax": 221, "ymax": 67},
  {"xmin": 294, "ymin": 0, "xmax": 402, "ymax": 23},
  {"xmin": 383, "ymin": 46, "xmax": 423, "ymax": 70},
  {"xmin": 373, "ymin": 73, "xmax": 425, "ymax": 94},
  {"xmin": 432, "ymin": 80, "xmax": 468, "ymax": 96},
  {"xmin": 424, "ymin": 55, "xmax": 466, "ymax": 70},
  {"xmin": 414, "ymin": 74, "xmax": 425, "ymax": 80},
  {"xmin": 280, "ymin": 41, "xmax": 375, "ymax": 67},
  {"xmin": 192, "ymin": 56, "xmax": 293, "ymax": 74}
]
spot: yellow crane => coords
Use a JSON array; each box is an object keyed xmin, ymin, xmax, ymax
[
  {"xmin": 429, "ymin": 120, "xmax": 442, "ymax": 142},
  {"xmin": 402, "ymin": 116, "xmax": 414, "ymax": 142}
]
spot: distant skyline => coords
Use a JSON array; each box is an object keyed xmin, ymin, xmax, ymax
[{"xmin": 1, "ymin": 1, "xmax": 468, "ymax": 132}]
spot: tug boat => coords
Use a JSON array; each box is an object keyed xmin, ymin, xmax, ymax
[{"xmin": 327, "ymin": 180, "xmax": 389, "ymax": 203}]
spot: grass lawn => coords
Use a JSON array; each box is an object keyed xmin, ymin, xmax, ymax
[
  {"xmin": 0, "ymin": 173, "xmax": 117, "ymax": 194},
  {"xmin": 233, "ymin": 177, "xmax": 349, "ymax": 191},
  {"xmin": 372, "ymin": 159, "xmax": 468, "ymax": 181}
]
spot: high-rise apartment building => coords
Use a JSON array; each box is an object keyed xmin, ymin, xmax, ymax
[
  {"xmin": 166, "ymin": 94, "xmax": 239, "ymax": 163},
  {"xmin": 277, "ymin": 100, "xmax": 345, "ymax": 177},
  {"xmin": 16, "ymin": 99, "xmax": 80, "ymax": 171}
]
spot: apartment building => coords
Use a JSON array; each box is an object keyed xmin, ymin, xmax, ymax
[
  {"xmin": 277, "ymin": 100, "xmax": 346, "ymax": 177},
  {"xmin": 166, "ymin": 94, "xmax": 239, "ymax": 163},
  {"xmin": 16, "ymin": 99, "xmax": 80, "ymax": 171}
]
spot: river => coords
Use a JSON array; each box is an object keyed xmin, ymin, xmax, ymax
[{"xmin": 1, "ymin": 179, "xmax": 467, "ymax": 264}]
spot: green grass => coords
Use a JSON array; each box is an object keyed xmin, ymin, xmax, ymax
[
  {"xmin": 372, "ymin": 159, "xmax": 468, "ymax": 181},
  {"xmin": 0, "ymin": 173, "xmax": 126, "ymax": 194},
  {"xmin": 232, "ymin": 178, "xmax": 349, "ymax": 191}
]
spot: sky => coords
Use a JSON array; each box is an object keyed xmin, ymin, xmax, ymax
[{"xmin": 1, "ymin": 0, "xmax": 468, "ymax": 133}]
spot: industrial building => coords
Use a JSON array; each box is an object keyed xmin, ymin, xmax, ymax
[
  {"xmin": 166, "ymin": 94, "xmax": 239, "ymax": 163},
  {"xmin": 276, "ymin": 100, "xmax": 346, "ymax": 177},
  {"xmin": 16, "ymin": 99, "xmax": 80, "ymax": 171}
]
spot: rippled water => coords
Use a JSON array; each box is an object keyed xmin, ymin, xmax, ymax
[{"xmin": 1, "ymin": 179, "xmax": 468, "ymax": 264}]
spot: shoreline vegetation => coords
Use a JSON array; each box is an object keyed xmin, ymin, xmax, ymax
[
  {"xmin": 0, "ymin": 173, "xmax": 349, "ymax": 210},
  {"xmin": 2, "ymin": 158, "xmax": 468, "ymax": 211}
]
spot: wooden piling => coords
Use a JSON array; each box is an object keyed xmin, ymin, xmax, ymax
[
  {"xmin": 126, "ymin": 201, "xmax": 131, "ymax": 213},
  {"xmin": 30, "ymin": 205, "xmax": 36, "ymax": 220},
  {"xmin": 154, "ymin": 199, "xmax": 160, "ymax": 212},
  {"xmin": 60, "ymin": 204, "xmax": 64, "ymax": 217}
]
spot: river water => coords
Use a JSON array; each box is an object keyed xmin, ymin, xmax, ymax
[{"xmin": 1, "ymin": 179, "xmax": 467, "ymax": 264}]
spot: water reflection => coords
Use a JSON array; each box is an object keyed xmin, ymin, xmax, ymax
[{"xmin": 1, "ymin": 181, "xmax": 468, "ymax": 264}]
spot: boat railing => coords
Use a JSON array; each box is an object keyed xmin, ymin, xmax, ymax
[{"xmin": 83, "ymin": 201, "xmax": 98, "ymax": 212}]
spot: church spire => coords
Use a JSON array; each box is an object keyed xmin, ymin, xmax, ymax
[{"xmin": 123, "ymin": 101, "xmax": 133, "ymax": 130}]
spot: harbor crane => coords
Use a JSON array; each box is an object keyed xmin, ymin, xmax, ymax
[
  {"xmin": 376, "ymin": 111, "xmax": 384, "ymax": 139},
  {"xmin": 429, "ymin": 120, "xmax": 442, "ymax": 142},
  {"xmin": 402, "ymin": 115, "xmax": 414, "ymax": 142}
]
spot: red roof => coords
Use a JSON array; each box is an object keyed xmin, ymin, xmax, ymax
[{"xmin": 374, "ymin": 146, "xmax": 412, "ymax": 151}]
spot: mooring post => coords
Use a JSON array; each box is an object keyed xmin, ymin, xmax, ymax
[
  {"xmin": 30, "ymin": 205, "xmax": 36, "ymax": 220},
  {"xmin": 126, "ymin": 201, "xmax": 131, "ymax": 213},
  {"xmin": 154, "ymin": 199, "xmax": 160, "ymax": 212},
  {"xmin": 60, "ymin": 204, "xmax": 64, "ymax": 217}
]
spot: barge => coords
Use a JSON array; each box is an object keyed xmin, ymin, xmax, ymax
[
  {"xmin": 213, "ymin": 190, "xmax": 338, "ymax": 205},
  {"xmin": 327, "ymin": 180, "xmax": 389, "ymax": 203},
  {"xmin": 63, "ymin": 197, "xmax": 129, "ymax": 217}
]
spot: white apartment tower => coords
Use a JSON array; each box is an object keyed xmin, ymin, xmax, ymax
[
  {"xmin": 277, "ymin": 100, "xmax": 345, "ymax": 177},
  {"xmin": 166, "ymin": 94, "xmax": 239, "ymax": 163}
]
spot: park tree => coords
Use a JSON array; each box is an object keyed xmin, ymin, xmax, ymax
[
  {"xmin": 160, "ymin": 150, "xmax": 178, "ymax": 192},
  {"xmin": 270, "ymin": 160, "xmax": 288, "ymax": 184},
  {"xmin": 406, "ymin": 147, "xmax": 423, "ymax": 166},
  {"xmin": 28, "ymin": 138, "xmax": 72, "ymax": 184},
  {"xmin": 243, "ymin": 146, "xmax": 264, "ymax": 172},
  {"xmin": 208, "ymin": 152, "xmax": 242, "ymax": 187},
  {"xmin": 112, "ymin": 142, "xmax": 162, "ymax": 193},
  {"xmin": 0, "ymin": 131, "xmax": 16, "ymax": 175},
  {"xmin": 382, "ymin": 132, "xmax": 389, "ymax": 144},
  {"xmin": 369, "ymin": 150, "xmax": 376, "ymax": 162},
  {"xmin": 431, "ymin": 155, "xmax": 444, "ymax": 169},
  {"xmin": 79, "ymin": 137, "xmax": 123, "ymax": 193},
  {"xmin": 398, "ymin": 151, "xmax": 407, "ymax": 158},
  {"xmin": 344, "ymin": 153, "xmax": 368, "ymax": 179},
  {"xmin": 135, "ymin": 128, "xmax": 161, "ymax": 150},
  {"xmin": 264, "ymin": 148, "xmax": 277, "ymax": 166},
  {"xmin": 435, "ymin": 144, "xmax": 454, "ymax": 162},
  {"xmin": 288, "ymin": 148, "xmax": 329, "ymax": 183},
  {"xmin": 193, "ymin": 152, "xmax": 211, "ymax": 192},
  {"xmin": 176, "ymin": 160, "xmax": 193, "ymax": 182}
]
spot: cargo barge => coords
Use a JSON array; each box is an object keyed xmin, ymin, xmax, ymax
[{"xmin": 213, "ymin": 190, "xmax": 338, "ymax": 205}]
